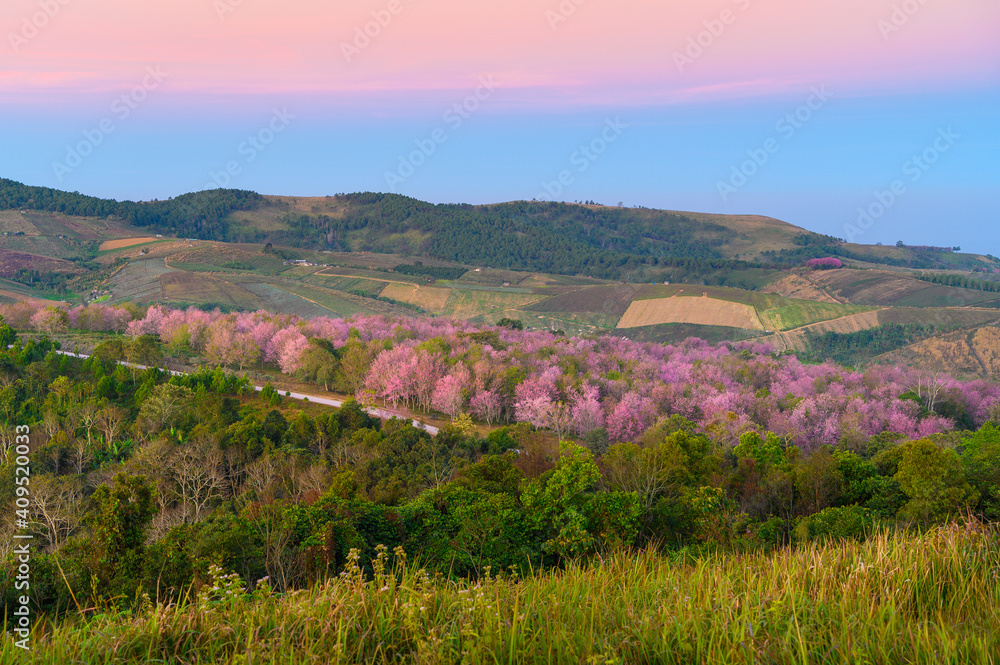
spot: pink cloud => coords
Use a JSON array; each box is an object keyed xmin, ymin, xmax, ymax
[{"xmin": 1, "ymin": 0, "xmax": 996, "ymax": 105}]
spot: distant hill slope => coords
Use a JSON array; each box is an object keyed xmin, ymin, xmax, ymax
[{"xmin": 5, "ymin": 179, "xmax": 997, "ymax": 284}]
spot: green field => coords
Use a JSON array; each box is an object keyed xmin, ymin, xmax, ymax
[{"xmin": 757, "ymin": 300, "xmax": 875, "ymax": 331}]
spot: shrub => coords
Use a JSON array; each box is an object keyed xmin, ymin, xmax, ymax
[{"xmin": 794, "ymin": 505, "xmax": 873, "ymax": 543}]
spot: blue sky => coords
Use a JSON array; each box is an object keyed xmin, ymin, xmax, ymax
[{"xmin": 2, "ymin": 0, "xmax": 998, "ymax": 255}]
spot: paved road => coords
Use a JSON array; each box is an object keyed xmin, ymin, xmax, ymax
[{"xmin": 55, "ymin": 350, "xmax": 439, "ymax": 435}]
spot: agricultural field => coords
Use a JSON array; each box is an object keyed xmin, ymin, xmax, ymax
[
  {"xmin": 0, "ymin": 279, "xmax": 53, "ymax": 305},
  {"xmin": 380, "ymin": 283, "xmax": 452, "ymax": 312},
  {"xmin": 527, "ymin": 284, "xmax": 647, "ymax": 316},
  {"xmin": 238, "ymin": 283, "xmax": 361, "ymax": 318},
  {"xmin": 160, "ymin": 272, "xmax": 263, "ymax": 310},
  {"xmin": 269, "ymin": 283, "xmax": 377, "ymax": 317},
  {"xmin": 164, "ymin": 245, "xmax": 288, "ymax": 273},
  {"xmin": 636, "ymin": 284, "xmax": 756, "ymax": 305},
  {"xmin": 0, "ymin": 248, "xmax": 80, "ymax": 278},
  {"xmin": 617, "ymin": 293, "xmax": 764, "ymax": 330},
  {"xmin": 764, "ymin": 271, "xmax": 842, "ymax": 303},
  {"xmin": 756, "ymin": 300, "xmax": 876, "ymax": 332},
  {"xmin": 812, "ymin": 269, "xmax": 998, "ymax": 307},
  {"xmin": 98, "ymin": 237, "xmax": 161, "ymax": 251},
  {"xmin": 0, "ymin": 210, "xmax": 37, "ymax": 235},
  {"xmin": 442, "ymin": 287, "xmax": 548, "ymax": 320},
  {"xmin": 108, "ymin": 259, "xmax": 174, "ymax": 303},
  {"xmin": 762, "ymin": 310, "xmax": 884, "ymax": 353}
]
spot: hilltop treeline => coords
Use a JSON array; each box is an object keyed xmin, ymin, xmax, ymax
[
  {"xmin": 5, "ymin": 178, "xmax": 997, "ymax": 280},
  {"xmin": 0, "ymin": 178, "xmax": 262, "ymax": 240},
  {"xmin": 912, "ymin": 272, "xmax": 1000, "ymax": 292},
  {"xmin": 278, "ymin": 194, "xmax": 743, "ymax": 280}
]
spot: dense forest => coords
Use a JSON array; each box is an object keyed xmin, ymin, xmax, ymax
[{"xmin": 0, "ymin": 178, "xmax": 262, "ymax": 240}]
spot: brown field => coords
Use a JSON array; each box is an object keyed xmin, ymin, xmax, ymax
[
  {"xmin": 765, "ymin": 273, "xmax": 841, "ymax": 304},
  {"xmin": 616, "ymin": 294, "xmax": 764, "ymax": 330},
  {"xmin": 159, "ymin": 272, "xmax": 260, "ymax": 308},
  {"xmin": 877, "ymin": 307, "xmax": 1000, "ymax": 329},
  {"xmin": 0, "ymin": 249, "xmax": 79, "ymax": 278},
  {"xmin": 529, "ymin": 284, "xmax": 646, "ymax": 316},
  {"xmin": 380, "ymin": 283, "xmax": 452, "ymax": 312},
  {"xmin": 98, "ymin": 237, "xmax": 161, "ymax": 251},
  {"xmin": 811, "ymin": 269, "xmax": 996, "ymax": 307}
]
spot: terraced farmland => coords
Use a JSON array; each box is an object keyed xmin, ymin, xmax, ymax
[
  {"xmin": 812, "ymin": 269, "xmax": 997, "ymax": 307},
  {"xmin": 442, "ymin": 287, "xmax": 548, "ymax": 320}
]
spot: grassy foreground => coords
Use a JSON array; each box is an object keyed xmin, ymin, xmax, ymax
[{"xmin": 7, "ymin": 524, "xmax": 1000, "ymax": 664}]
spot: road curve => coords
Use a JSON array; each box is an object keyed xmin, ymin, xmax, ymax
[{"xmin": 54, "ymin": 350, "xmax": 440, "ymax": 435}]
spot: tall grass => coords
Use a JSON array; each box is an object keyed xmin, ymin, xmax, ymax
[{"xmin": 7, "ymin": 523, "xmax": 1000, "ymax": 664}]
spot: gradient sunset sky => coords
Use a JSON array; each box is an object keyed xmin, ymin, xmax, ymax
[{"xmin": 2, "ymin": 0, "xmax": 998, "ymax": 251}]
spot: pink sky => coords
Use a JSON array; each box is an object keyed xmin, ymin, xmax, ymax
[{"xmin": 3, "ymin": 0, "xmax": 998, "ymax": 105}]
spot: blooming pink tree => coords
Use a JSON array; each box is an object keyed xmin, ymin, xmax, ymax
[
  {"xmin": 266, "ymin": 327, "xmax": 309, "ymax": 374},
  {"xmin": 606, "ymin": 392, "xmax": 657, "ymax": 442},
  {"xmin": 30, "ymin": 306, "xmax": 68, "ymax": 335},
  {"xmin": 470, "ymin": 390, "xmax": 503, "ymax": 424},
  {"xmin": 570, "ymin": 383, "xmax": 604, "ymax": 436},
  {"xmin": 432, "ymin": 374, "xmax": 467, "ymax": 419}
]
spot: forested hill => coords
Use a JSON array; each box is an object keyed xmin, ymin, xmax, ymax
[
  {"xmin": 2, "ymin": 178, "xmax": 991, "ymax": 281},
  {"xmin": 0, "ymin": 178, "xmax": 262, "ymax": 239},
  {"xmin": 312, "ymin": 193, "xmax": 761, "ymax": 280}
]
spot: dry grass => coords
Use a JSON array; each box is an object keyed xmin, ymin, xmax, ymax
[
  {"xmin": 12, "ymin": 524, "xmax": 1000, "ymax": 664},
  {"xmin": 98, "ymin": 237, "xmax": 161, "ymax": 251},
  {"xmin": 766, "ymin": 273, "xmax": 841, "ymax": 304},
  {"xmin": 617, "ymin": 294, "xmax": 764, "ymax": 330},
  {"xmin": 381, "ymin": 283, "xmax": 452, "ymax": 312}
]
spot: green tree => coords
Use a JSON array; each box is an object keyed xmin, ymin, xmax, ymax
[
  {"xmin": 795, "ymin": 446, "xmax": 843, "ymax": 513},
  {"xmin": 297, "ymin": 338, "xmax": 339, "ymax": 391},
  {"xmin": 86, "ymin": 473, "xmax": 159, "ymax": 598},
  {"xmin": 895, "ymin": 439, "xmax": 978, "ymax": 523},
  {"xmin": 960, "ymin": 423, "xmax": 1000, "ymax": 519},
  {"xmin": 521, "ymin": 442, "xmax": 600, "ymax": 561}
]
